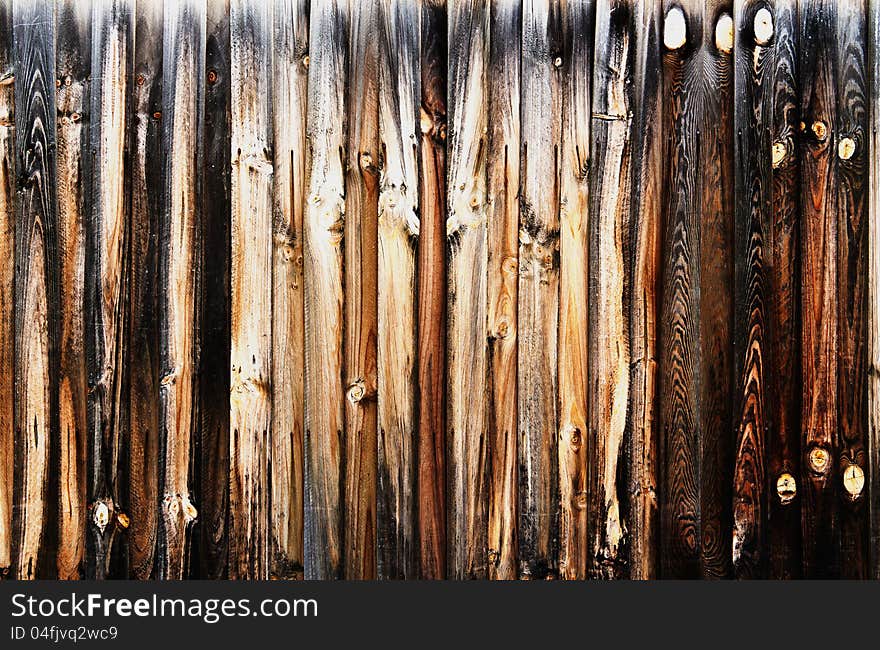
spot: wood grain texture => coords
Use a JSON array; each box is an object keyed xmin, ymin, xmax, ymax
[
  {"xmin": 518, "ymin": 0, "xmax": 561, "ymax": 580},
  {"xmin": 766, "ymin": 0, "xmax": 803, "ymax": 579},
  {"xmin": 417, "ymin": 0, "xmax": 447, "ymax": 580},
  {"xmin": 158, "ymin": 0, "xmax": 204, "ymax": 580},
  {"xmin": 127, "ymin": 0, "xmax": 162, "ymax": 581},
  {"xmin": 303, "ymin": 0, "xmax": 347, "ymax": 580},
  {"xmin": 628, "ymin": 0, "xmax": 662, "ymax": 580},
  {"xmin": 588, "ymin": 0, "xmax": 631, "ymax": 580},
  {"xmin": 869, "ymin": 0, "xmax": 880, "ymax": 579},
  {"xmin": 270, "ymin": 0, "xmax": 308, "ymax": 580},
  {"xmin": 342, "ymin": 0, "xmax": 378, "ymax": 580},
  {"xmin": 12, "ymin": 0, "xmax": 57, "ymax": 580},
  {"xmin": 0, "ymin": 0, "xmax": 12, "ymax": 578},
  {"xmin": 55, "ymin": 0, "xmax": 91, "ymax": 581},
  {"xmin": 446, "ymin": 0, "xmax": 489, "ymax": 579},
  {"xmin": 486, "ymin": 0, "xmax": 519, "ymax": 582},
  {"xmin": 557, "ymin": 0, "xmax": 590, "ymax": 583},
  {"xmin": 798, "ymin": 0, "xmax": 839, "ymax": 578},
  {"xmin": 659, "ymin": 0, "xmax": 703, "ymax": 578},
  {"xmin": 197, "ymin": 0, "xmax": 231, "ymax": 580},
  {"xmin": 377, "ymin": 0, "xmax": 420, "ymax": 579},
  {"xmin": 835, "ymin": 0, "xmax": 868, "ymax": 578},
  {"xmin": 229, "ymin": 0, "xmax": 271, "ymax": 580},
  {"xmin": 85, "ymin": 0, "xmax": 133, "ymax": 579}
]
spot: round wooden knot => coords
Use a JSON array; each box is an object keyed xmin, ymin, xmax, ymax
[
  {"xmin": 811, "ymin": 120, "xmax": 827, "ymax": 141},
  {"xmin": 153, "ymin": 111, "xmax": 162, "ymax": 121},
  {"xmin": 754, "ymin": 7, "xmax": 774, "ymax": 45},
  {"xmin": 715, "ymin": 13, "xmax": 734, "ymax": 53},
  {"xmin": 776, "ymin": 472, "xmax": 796, "ymax": 504},
  {"xmin": 809, "ymin": 447, "xmax": 829, "ymax": 474},
  {"xmin": 420, "ymin": 108, "xmax": 432, "ymax": 135},
  {"xmin": 136, "ymin": 73, "xmax": 146, "ymax": 86},
  {"xmin": 553, "ymin": 56, "xmax": 562, "ymax": 68},
  {"xmin": 843, "ymin": 463, "xmax": 865, "ymax": 499},
  {"xmin": 838, "ymin": 136, "xmax": 856, "ymax": 160},
  {"xmin": 93, "ymin": 502, "xmax": 110, "ymax": 531},
  {"xmin": 347, "ymin": 381, "xmax": 366, "ymax": 404},
  {"xmin": 359, "ymin": 152, "xmax": 373, "ymax": 169},
  {"xmin": 117, "ymin": 512, "xmax": 130, "ymax": 529},
  {"xmin": 664, "ymin": 7, "xmax": 687, "ymax": 50},
  {"xmin": 771, "ymin": 141, "xmax": 787, "ymax": 167},
  {"xmin": 70, "ymin": 112, "xmax": 81, "ymax": 123},
  {"xmin": 301, "ymin": 55, "xmax": 310, "ymax": 69},
  {"xmin": 207, "ymin": 69, "xmax": 218, "ymax": 85},
  {"xmin": 55, "ymin": 78, "xmax": 61, "ymax": 88}
]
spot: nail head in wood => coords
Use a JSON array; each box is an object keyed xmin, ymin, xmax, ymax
[
  {"xmin": 715, "ymin": 13, "xmax": 734, "ymax": 53},
  {"xmin": 664, "ymin": 7, "xmax": 687, "ymax": 50},
  {"xmin": 753, "ymin": 7, "xmax": 773, "ymax": 45}
]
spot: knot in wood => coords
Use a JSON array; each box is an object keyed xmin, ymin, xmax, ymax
[
  {"xmin": 92, "ymin": 501, "xmax": 111, "ymax": 532},
  {"xmin": 347, "ymin": 380, "xmax": 366, "ymax": 404},
  {"xmin": 753, "ymin": 7, "xmax": 774, "ymax": 46},
  {"xmin": 843, "ymin": 463, "xmax": 865, "ymax": 499},
  {"xmin": 811, "ymin": 120, "xmax": 827, "ymax": 142},
  {"xmin": 301, "ymin": 55, "xmax": 310, "ymax": 69},
  {"xmin": 771, "ymin": 141, "xmax": 787, "ymax": 168},
  {"xmin": 117, "ymin": 512, "xmax": 130, "ymax": 529},
  {"xmin": 715, "ymin": 13, "xmax": 734, "ymax": 53},
  {"xmin": 776, "ymin": 473, "xmax": 796, "ymax": 504},
  {"xmin": 663, "ymin": 7, "xmax": 687, "ymax": 50},
  {"xmin": 136, "ymin": 73, "xmax": 146, "ymax": 86},
  {"xmin": 808, "ymin": 446, "xmax": 829, "ymax": 474},
  {"xmin": 838, "ymin": 137, "xmax": 856, "ymax": 161},
  {"xmin": 207, "ymin": 69, "xmax": 218, "ymax": 85}
]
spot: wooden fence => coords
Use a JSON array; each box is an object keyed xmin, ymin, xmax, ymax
[{"xmin": 0, "ymin": 0, "xmax": 878, "ymax": 580}]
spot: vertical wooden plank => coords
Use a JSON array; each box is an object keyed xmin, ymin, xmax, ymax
[
  {"xmin": 377, "ymin": 0, "xmax": 420, "ymax": 579},
  {"xmin": 55, "ymin": 0, "xmax": 91, "ymax": 581},
  {"xmin": 659, "ymin": 0, "xmax": 702, "ymax": 578},
  {"xmin": 835, "ymin": 0, "xmax": 869, "ymax": 578},
  {"xmin": 0, "ymin": 0, "xmax": 13, "ymax": 578},
  {"xmin": 697, "ymin": 0, "xmax": 734, "ymax": 580},
  {"xmin": 732, "ymin": 0, "xmax": 772, "ymax": 578},
  {"xmin": 270, "ymin": 0, "xmax": 308, "ymax": 581},
  {"xmin": 869, "ymin": 0, "xmax": 880, "ymax": 580},
  {"xmin": 588, "ymin": 0, "xmax": 632, "ymax": 580},
  {"xmin": 229, "ymin": 0, "xmax": 272, "ymax": 580},
  {"xmin": 342, "ymin": 0, "xmax": 378, "ymax": 580},
  {"xmin": 518, "ymin": 0, "xmax": 561, "ymax": 580},
  {"xmin": 417, "ymin": 0, "xmax": 447, "ymax": 580},
  {"xmin": 628, "ymin": 0, "xmax": 662, "ymax": 580},
  {"xmin": 486, "ymin": 0, "xmax": 519, "ymax": 581},
  {"xmin": 798, "ymin": 0, "xmax": 839, "ymax": 578},
  {"xmin": 12, "ymin": 0, "xmax": 57, "ymax": 580},
  {"xmin": 127, "ymin": 0, "xmax": 162, "ymax": 580},
  {"xmin": 198, "ymin": 0, "xmax": 231, "ymax": 579},
  {"xmin": 86, "ymin": 0, "xmax": 133, "ymax": 579},
  {"xmin": 446, "ymin": 0, "xmax": 489, "ymax": 579},
  {"xmin": 303, "ymin": 0, "xmax": 347, "ymax": 580},
  {"xmin": 158, "ymin": 0, "xmax": 204, "ymax": 580}
]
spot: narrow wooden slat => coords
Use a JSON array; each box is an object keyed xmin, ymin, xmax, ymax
[
  {"xmin": 342, "ymin": 0, "xmax": 378, "ymax": 581},
  {"xmin": 55, "ymin": 0, "xmax": 91, "ymax": 581},
  {"xmin": 588, "ymin": 0, "xmax": 631, "ymax": 580},
  {"xmin": 85, "ymin": 0, "xmax": 133, "ymax": 580},
  {"xmin": 198, "ymin": 0, "xmax": 231, "ymax": 579},
  {"xmin": 303, "ymin": 0, "xmax": 347, "ymax": 579},
  {"xmin": 417, "ymin": 0, "xmax": 447, "ymax": 580},
  {"xmin": 767, "ymin": 0, "xmax": 803, "ymax": 580},
  {"xmin": 158, "ymin": 0, "xmax": 204, "ymax": 580},
  {"xmin": 628, "ymin": 0, "xmax": 662, "ymax": 580},
  {"xmin": 229, "ymin": 0, "xmax": 272, "ymax": 580},
  {"xmin": 869, "ymin": 0, "xmax": 880, "ymax": 580},
  {"xmin": 798, "ymin": 0, "xmax": 839, "ymax": 577},
  {"xmin": 732, "ymin": 0, "xmax": 773, "ymax": 578},
  {"xmin": 486, "ymin": 0, "xmax": 519, "ymax": 581},
  {"xmin": 0, "ymin": 0, "xmax": 13, "ymax": 577},
  {"xmin": 446, "ymin": 0, "xmax": 489, "ymax": 579},
  {"xmin": 377, "ymin": 0, "xmax": 420, "ymax": 579},
  {"xmin": 835, "ymin": 0, "xmax": 869, "ymax": 578},
  {"xmin": 270, "ymin": 0, "xmax": 308, "ymax": 581},
  {"xmin": 518, "ymin": 0, "xmax": 561, "ymax": 580},
  {"xmin": 127, "ymin": 0, "xmax": 162, "ymax": 580},
  {"xmin": 697, "ymin": 0, "xmax": 734, "ymax": 580},
  {"xmin": 659, "ymin": 0, "xmax": 703, "ymax": 578},
  {"xmin": 11, "ymin": 0, "xmax": 57, "ymax": 580}
]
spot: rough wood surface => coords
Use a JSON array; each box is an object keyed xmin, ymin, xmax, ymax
[
  {"xmin": 229, "ymin": 0, "xmax": 271, "ymax": 580},
  {"xmin": 628, "ymin": 0, "xmax": 662, "ymax": 580},
  {"xmin": 417, "ymin": 0, "xmax": 447, "ymax": 580},
  {"xmin": 588, "ymin": 0, "xmax": 631, "ymax": 580},
  {"xmin": 270, "ymin": 0, "xmax": 307, "ymax": 580},
  {"xmin": 446, "ymin": 0, "xmax": 489, "ymax": 579},
  {"xmin": 158, "ymin": 0, "xmax": 204, "ymax": 580},
  {"xmin": 342, "ymin": 0, "xmax": 378, "ymax": 581},
  {"xmin": 12, "ymin": 0, "xmax": 57, "ymax": 580},
  {"xmin": 486, "ymin": 0, "xmax": 519, "ymax": 582},
  {"xmin": 55, "ymin": 0, "xmax": 90, "ymax": 581},
  {"xmin": 377, "ymin": 0, "xmax": 420, "ymax": 579},
  {"xmin": 127, "ymin": 0, "xmax": 162, "ymax": 581},
  {"xmin": 303, "ymin": 0, "xmax": 347, "ymax": 580},
  {"xmin": 0, "ymin": 0, "xmax": 13, "ymax": 578},
  {"xmin": 870, "ymin": 0, "xmax": 880, "ymax": 579}
]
